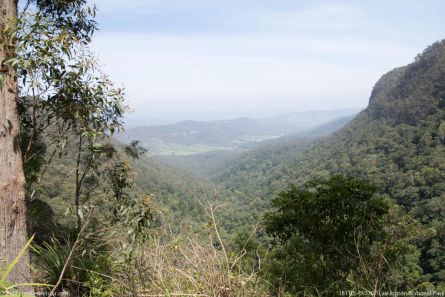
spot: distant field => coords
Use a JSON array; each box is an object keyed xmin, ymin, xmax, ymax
[
  {"xmin": 233, "ymin": 134, "xmax": 282, "ymax": 144},
  {"xmin": 153, "ymin": 143, "xmax": 233, "ymax": 156}
]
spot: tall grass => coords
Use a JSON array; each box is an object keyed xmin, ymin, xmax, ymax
[
  {"xmin": 120, "ymin": 202, "xmax": 273, "ymax": 297},
  {"xmin": 0, "ymin": 235, "xmax": 50, "ymax": 296}
]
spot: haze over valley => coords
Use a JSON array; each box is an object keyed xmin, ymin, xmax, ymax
[{"xmin": 116, "ymin": 108, "xmax": 359, "ymax": 156}]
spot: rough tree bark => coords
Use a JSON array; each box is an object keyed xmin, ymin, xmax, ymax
[{"xmin": 0, "ymin": 0, "xmax": 32, "ymax": 285}]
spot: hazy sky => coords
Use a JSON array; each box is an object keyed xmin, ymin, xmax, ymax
[{"xmin": 90, "ymin": 0, "xmax": 445, "ymax": 122}]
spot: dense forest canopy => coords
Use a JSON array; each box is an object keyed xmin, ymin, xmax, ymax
[{"xmin": 0, "ymin": 0, "xmax": 444, "ymax": 296}]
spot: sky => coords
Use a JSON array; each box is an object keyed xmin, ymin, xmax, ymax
[{"xmin": 90, "ymin": 0, "xmax": 445, "ymax": 123}]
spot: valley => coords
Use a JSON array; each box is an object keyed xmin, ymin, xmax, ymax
[
  {"xmin": 116, "ymin": 109, "xmax": 359, "ymax": 156},
  {"xmin": 126, "ymin": 41, "xmax": 445, "ymax": 288},
  {"xmin": 29, "ymin": 41, "xmax": 445, "ymax": 293}
]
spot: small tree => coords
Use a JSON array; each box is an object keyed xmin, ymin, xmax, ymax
[{"xmin": 263, "ymin": 175, "xmax": 390, "ymax": 295}]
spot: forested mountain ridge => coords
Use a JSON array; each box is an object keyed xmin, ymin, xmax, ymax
[
  {"xmin": 215, "ymin": 40, "xmax": 445, "ymax": 286},
  {"xmin": 368, "ymin": 45, "xmax": 445, "ymax": 124},
  {"xmin": 290, "ymin": 40, "xmax": 445, "ymax": 194}
]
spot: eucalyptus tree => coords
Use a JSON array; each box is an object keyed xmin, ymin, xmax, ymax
[
  {"xmin": 0, "ymin": 0, "xmax": 139, "ymax": 285},
  {"xmin": 0, "ymin": 0, "xmax": 31, "ymax": 285}
]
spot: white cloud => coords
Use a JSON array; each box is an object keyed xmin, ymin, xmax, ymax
[{"xmin": 252, "ymin": 3, "xmax": 361, "ymax": 32}]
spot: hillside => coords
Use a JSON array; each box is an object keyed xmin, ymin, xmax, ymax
[
  {"xmin": 116, "ymin": 109, "xmax": 359, "ymax": 155},
  {"xmin": 35, "ymin": 138, "xmax": 217, "ymax": 231},
  {"xmin": 214, "ymin": 40, "xmax": 445, "ymax": 286}
]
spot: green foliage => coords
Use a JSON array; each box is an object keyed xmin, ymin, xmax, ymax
[
  {"xmin": 212, "ymin": 138, "xmax": 315, "ymax": 233},
  {"xmin": 104, "ymin": 159, "xmax": 154, "ymax": 252},
  {"xmin": 27, "ymin": 138, "xmax": 156, "ymax": 293},
  {"xmin": 263, "ymin": 176, "xmax": 390, "ymax": 295},
  {"xmin": 14, "ymin": 2, "xmax": 126, "ymax": 196},
  {"xmin": 34, "ymin": 0, "xmax": 97, "ymax": 43},
  {"xmin": 31, "ymin": 235, "xmax": 114, "ymax": 296},
  {"xmin": 231, "ymin": 228, "xmax": 268, "ymax": 278},
  {"xmin": 31, "ymin": 238, "xmax": 67, "ymax": 286},
  {"xmin": 123, "ymin": 140, "xmax": 147, "ymax": 160}
]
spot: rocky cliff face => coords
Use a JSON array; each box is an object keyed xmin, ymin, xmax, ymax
[{"xmin": 367, "ymin": 40, "xmax": 445, "ymax": 125}]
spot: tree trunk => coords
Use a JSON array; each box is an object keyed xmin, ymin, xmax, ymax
[{"xmin": 0, "ymin": 0, "xmax": 32, "ymax": 286}]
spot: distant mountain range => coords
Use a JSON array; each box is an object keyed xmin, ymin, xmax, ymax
[{"xmin": 116, "ymin": 109, "xmax": 360, "ymax": 155}]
